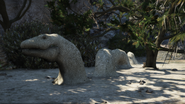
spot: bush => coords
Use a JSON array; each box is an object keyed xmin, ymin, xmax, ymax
[
  {"xmin": 67, "ymin": 34, "xmax": 101, "ymax": 67},
  {"xmin": 107, "ymin": 33, "xmax": 146, "ymax": 57},
  {"xmin": 46, "ymin": 0, "xmax": 100, "ymax": 67},
  {"xmin": 1, "ymin": 21, "xmax": 60, "ymax": 69},
  {"xmin": 0, "ymin": 34, "xmax": 7, "ymax": 70}
]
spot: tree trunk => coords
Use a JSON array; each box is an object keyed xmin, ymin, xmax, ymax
[
  {"xmin": 0, "ymin": 0, "xmax": 32, "ymax": 31},
  {"xmin": 0, "ymin": 0, "xmax": 11, "ymax": 31},
  {"xmin": 144, "ymin": 44, "xmax": 158, "ymax": 69}
]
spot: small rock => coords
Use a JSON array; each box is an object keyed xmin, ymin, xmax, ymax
[
  {"xmin": 45, "ymin": 76, "xmax": 55, "ymax": 79},
  {"xmin": 52, "ymin": 80, "xmax": 55, "ymax": 83},
  {"xmin": 127, "ymin": 81, "xmax": 132, "ymax": 84},
  {"xmin": 171, "ymin": 68, "xmax": 178, "ymax": 71},
  {"xmin": 139, "ymin": 82, "xmax": 144, "ymax": 85},
  {"xmin": 146, "ymin": 89, "xmax": 154, "ymax": 93},
  {"xmin": 0, "ymin": 73, "xmax": 7, "ymax": 76},
  {"xmin": 138, "ymin": 87, "xmax": 145, "ymax": 92},
  {"xmin": 139, "ymin": 80, "xmax": 146, "ymax": 85},
  {"xmin": 100, "ymin": 101, "xmax": 108, "ymax": 104}
]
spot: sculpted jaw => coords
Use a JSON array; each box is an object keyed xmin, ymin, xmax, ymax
[
  {"xmin": 21, "ymin": 34, "xmax": 59, "ymax": 61},
  {"xmin": 22, "ymin": 47, "xmax": 59, "ymax": 62}
]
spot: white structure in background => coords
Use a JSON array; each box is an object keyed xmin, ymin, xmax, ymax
[
  {"xmin": 127, "ymin": 51, "xmax": 139, "ymax": 65},
  {"xmin": 93, "ymin": 48, "xmax": 132, "ymax": 77}
]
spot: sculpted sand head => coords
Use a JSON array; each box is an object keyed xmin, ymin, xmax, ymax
[{"xmin": 21, "ymin": 34, "xmax": 60, "ymax": 61}]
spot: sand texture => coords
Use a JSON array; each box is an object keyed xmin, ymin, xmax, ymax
[{"xmin": 0, "ymin": 59, "xmax": 185, "ymax": 103}]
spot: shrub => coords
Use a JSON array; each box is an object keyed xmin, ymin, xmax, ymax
[
  {"xmin": 107, "ymin": 33, "xmax": 146, "ymax": 57},
  {"xmin": 68, "ymin": 34, "xmax": 101, "ymax": 67},
  {"xmin": 1, "ymin": 21, "xmax": 60, "ymax": 69}
]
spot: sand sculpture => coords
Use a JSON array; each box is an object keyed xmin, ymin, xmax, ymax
[
  {"xmin": 20, "ymin": 34, "xmax": 89, "ymax": 85},
  {"xmin": 127, "ymin": 51, "xmax": 139, "ymax": 65},
  {"xmin": 93, "ymin": 48, "xmax": 131, "ymax": 77}
]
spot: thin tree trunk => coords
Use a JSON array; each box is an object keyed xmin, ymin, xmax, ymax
[
  {"xmin": 0, "ymin": 0, "xmax": 10, "ymax": 31},
  {"xmin": 144, "ymin": 44, "xmax": 158, "ymax": 69},
  {"xmin": 0, "ymin": 0, "xmax": 32, "ymax": 31}
]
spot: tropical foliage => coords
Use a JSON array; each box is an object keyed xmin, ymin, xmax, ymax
[{"xmin": 91, "ymin": 0, "xmax": 185, "ymax": 68}]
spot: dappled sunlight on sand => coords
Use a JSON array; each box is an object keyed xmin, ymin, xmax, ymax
[
  {"xmin": 68, "ymin": 88, "xmax": 87, "ymax": 93},
  {"xmin": 23, "ymin": 79, "xmax": 39, "ymax": 82},
  {"xmin": 49, "ymin": 91, "xmax": 61, "ymax": 96}
]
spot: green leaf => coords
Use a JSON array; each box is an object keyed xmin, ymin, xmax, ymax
[
  {"xmin": 132, "ymin": 41, "xmax": 137, "ymax": 46},
  {"xmin": 135, "ymin": 41, "xmax": 140, "ymax": 48},
  {"xmin": 107, "ymin": 23, "xmax": 116, "ymax": 27},
  {"xmin": 85, "ymin": 28, "xmax": 90, "ymax": 31},
  {"xmin": 170, "ymin": 33, "xmax": 185, "ymax": 42}
]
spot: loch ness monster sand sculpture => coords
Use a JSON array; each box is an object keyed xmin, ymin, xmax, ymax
[{"xmin": 20, "ymin": 34, "xmax": 89, "ymax": 85}]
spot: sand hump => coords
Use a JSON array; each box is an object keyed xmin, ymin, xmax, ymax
[
  {"xmin": 111, "ymin": 49, "xmax": 132, "ymax": 69},
  {"xmin": 20, "ymin": 34, "xmax": 89, "ymax": 85},
  {"xmin": 93, "ymin": 48, "xmax": 117, "ymax": 77},
  {"xmin": 127, "ymin": 51, "xmax": 139, "ymax": 65},
  {"xmin": 93, "ymin": 48, "xmax": 131, "ymax": 77}
]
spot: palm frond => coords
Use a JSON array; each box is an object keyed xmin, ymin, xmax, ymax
[{"xmin": 170, "ymin": 32, "xmax": 185, "ymax": 42}]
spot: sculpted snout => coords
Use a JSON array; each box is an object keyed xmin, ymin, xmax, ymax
[
  {"xmin": 20, "ymin": 38, "xmax": 50, "ymax": 50},
  {"xmin": 20, "ymin": 34, "xmax": 60, "ymax": 62}
]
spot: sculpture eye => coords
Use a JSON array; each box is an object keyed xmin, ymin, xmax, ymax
[{"xmin": 42, "ymin": 35, "xmax": 47, "ymax": 39}]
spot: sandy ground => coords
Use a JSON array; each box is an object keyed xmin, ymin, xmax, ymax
[{"xmin": 0, "ymin": 60, "xmax": 185, "ymax": 104}]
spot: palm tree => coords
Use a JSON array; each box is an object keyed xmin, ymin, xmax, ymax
[{"xmin": 162, "ymin": 0, "xmax": 185, "ymax": 64}]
